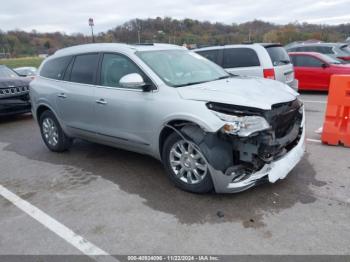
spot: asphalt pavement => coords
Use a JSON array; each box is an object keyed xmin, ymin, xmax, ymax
[{"xmin": 0, "ymin": 92, "xmax": 349, "ymax": 258}]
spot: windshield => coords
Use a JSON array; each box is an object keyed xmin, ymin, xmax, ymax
[
  {"xmin": 16, "ymin": 68, "xmax": 36, "ymax": 76},
  {"xmin": 136, "ymin": 50, "xmax": 230, "ymax": 87},
  {"xmin": 0, "ymin": 66, "xmax": 18, "ymax": 78},
  {"xmin": 265, "ymin": 46, "xmax": 291, "ymax": 66}
]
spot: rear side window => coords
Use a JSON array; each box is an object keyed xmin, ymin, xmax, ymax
[
  {"xmin": 295, "ymin": 46, "xmax": 333, "ymax": 54},
  {"xmin": 265, "ymin": 46, "xmax": 291, "ymax": 66},
  {"xmin": 40, "ymin": 56, "xmax": 72, "ymax": 80},
  {"xmin": 291, "ymin": 55, "xmax": 323, "ymax": 67},
  {"xmin": 317, "ymin": 46, "xmax": 333, "ymax": 54},
  {"xmin": 223, "ymin": 48, "xmax": 260, "ymax": 68},
  {"xmin": 306, "ymin": 46, "xmax": 333, "ymax": 54},
  {"xmin": 70, "ymin": 54, "xmax": 99, "ymax": 85},
  {"xmin": 196, "ymin": 50, "xmax": 220, "ymax": 65}
]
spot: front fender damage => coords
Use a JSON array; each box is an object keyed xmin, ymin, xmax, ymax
[{"xmin": 167, "ymin": 109, "xmax": 305, "ymax": 193}]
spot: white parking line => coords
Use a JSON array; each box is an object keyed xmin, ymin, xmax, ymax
[
  {"xmin": 0, "ymin": 184, "xmax": 119, "ymax": 262},
  {"xmin": 302, "ymin": 100, "xmax": 327, "ymax": 104},
  {"xmin": 307, "ymin": 138, "xmax": 322, "ymax": 143}
]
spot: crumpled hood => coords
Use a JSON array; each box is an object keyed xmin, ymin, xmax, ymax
[
  {"xmin": 0, "ymin": 77, "xmax": 30, "ymax": 89},
  {"xmin": 177, "ymin": 77, "xmax": 298, "ymax": 110}
]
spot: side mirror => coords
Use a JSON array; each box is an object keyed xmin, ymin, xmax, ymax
[
  {"xmin": 119, "ymin": 73, "xmax": 146, "ymax": 89},
  {"xmin": 321, "ymin": 63, "xmax": 329, "ymax": 68}
]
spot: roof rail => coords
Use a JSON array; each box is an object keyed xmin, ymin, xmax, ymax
[{"xmin": 130, "ymin": 43, "xmax": 154, "ymax": 46}]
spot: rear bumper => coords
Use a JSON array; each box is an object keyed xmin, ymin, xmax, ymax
[
  {"xmin": 210, "ymin": 107, "xmax": 305, "ymax": 193},
  {"xmin": 0, "ymin": 98, "xmax": 31, "ymax": 116}
]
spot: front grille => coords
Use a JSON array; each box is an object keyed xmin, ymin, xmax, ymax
[
  {"xmin": 266, "ymin": 99, "xmax": 303, "ymax": 138},
  {"xmin": 0, "ymin": 86, "xmax": 29, "ymax": 97}
]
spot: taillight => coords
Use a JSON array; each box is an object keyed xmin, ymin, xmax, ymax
[
  {"xmin": 263, "ymin": 69, "xmax": 275, "ymax": 80},
  {"xmin": 337, "ymin": 56, "xmax": 350, "ymax": 61}
]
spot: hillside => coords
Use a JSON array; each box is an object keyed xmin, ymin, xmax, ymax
[{"xmin": 1, "ymin": 17, "xmax": 349, "ymax": 57}]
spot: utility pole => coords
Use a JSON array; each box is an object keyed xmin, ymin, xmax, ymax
[{"xmin": 89, "ymin": 18, "xmax": 95, "ymax": 43}]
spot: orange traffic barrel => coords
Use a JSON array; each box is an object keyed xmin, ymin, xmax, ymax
[{"xmin": 321, "ymin": 75, "xmax": 350, "ymax": 147}]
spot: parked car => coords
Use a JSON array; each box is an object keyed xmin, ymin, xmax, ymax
[
  {"xmin": 14, "ymin": 66, "xmax": 37, "ymax": 79},
  {"xmin": 30, "ymin": 43, "xmax": 305, "ymax": 194},
  {"xmin": 0, "ymin": 65, "xmax": 31, "ymax": 116},
  {"xmin": 286, "ymin": 43, "xmax": 350, "ymax": 63},
  {"xmin": 288, "ymin": 52, "xmax": 350, "ymax": 91},
  {"xmin": 194, "ymin": 43, "xmax": 298, "ymax": 90}
]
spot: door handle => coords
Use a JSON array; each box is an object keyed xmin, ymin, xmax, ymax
[
  {"xmin": 96, "ymin": 98, "xmax": 107, "ymax": 105},
  {"xmin": 57, "ymin": 93, "xmax": 67, "ymax": 98}
]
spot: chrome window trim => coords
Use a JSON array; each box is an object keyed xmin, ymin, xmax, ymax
[{"xmin": 38, "ymin": 50, "xmax": 161, "ymax": 93}]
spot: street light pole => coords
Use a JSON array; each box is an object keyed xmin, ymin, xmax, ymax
[{"xmin": 89, "ymin": 18, "xmax": 95, "ymax": 43}]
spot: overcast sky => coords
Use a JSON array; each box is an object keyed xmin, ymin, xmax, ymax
[{"xmin": 1, "ymin": 0, "xmax": 350, "ymax": 34}]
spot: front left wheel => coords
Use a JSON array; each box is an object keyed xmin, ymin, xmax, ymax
[
  {"xmin": 162, "ymin": 132, "xmax": 214, "ymax": 193},
  {"xmin": 39, "ymin": 110, "xmax": 72, "ymax": 152}
]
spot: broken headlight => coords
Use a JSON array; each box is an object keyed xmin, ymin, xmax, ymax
[{"xmin": 211, "ymin": 110, "xmax": 270, "ymax": 137}]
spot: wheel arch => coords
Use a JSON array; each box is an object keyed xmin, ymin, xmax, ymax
[
  {"xmin": 36, "ymin": 103, "xmax": 59, "ymax": 122},
  {"xmin": 158, "ymin": 119, "xmax": 204, "ymax": 160}
]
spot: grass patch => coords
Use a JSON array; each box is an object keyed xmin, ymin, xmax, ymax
[{"xmin": 0, "ymin": 57, "xmax": 44, "ymax": 69}]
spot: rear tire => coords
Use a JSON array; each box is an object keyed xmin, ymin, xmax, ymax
[
  {"xmin": 162, "ymin": 132, "xmax": 213, "ymax": 193},
  {"xmin": 39, "ymin": 110, "xmax": 72, "ymax": 152}
]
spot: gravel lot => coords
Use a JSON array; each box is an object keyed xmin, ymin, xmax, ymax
[{"xmin": 0, "ymin": 93, "xmax": 349, "ymax": 258}]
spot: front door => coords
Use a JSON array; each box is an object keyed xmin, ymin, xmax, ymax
[
  {"xmin": 93, "ymin": 53, "xmax": 155, "ymax": 152},
  {"xmin": 292, "ymin": 55, "xmax": 330, "ymax": 90}
]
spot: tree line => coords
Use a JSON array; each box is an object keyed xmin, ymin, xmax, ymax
[{"xmin": 1, "ymin": 17, "xmax": 349, "ymax": 57}]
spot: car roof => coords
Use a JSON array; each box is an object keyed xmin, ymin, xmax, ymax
[
  {"xmin": 256, "ymin": 43, "xmax": 282, "ymax": 48},
  {"xmin": 288, "ymin": 42, "xmax": 347, "ymax": 48},
  {"xmin": 53, "ymin": 43, "xmax": 185, "ymax": 58},
  {"xmin": 193, "ymin": 43, "xmax": 267, "ymax": 52},
  {"xmin": 288, "ymin": 52, "xmax": 322, "ymax": 56}
]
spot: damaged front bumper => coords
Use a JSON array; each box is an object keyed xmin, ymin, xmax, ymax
[{"xmin": 210, "ymin": 108, "xmax": 305, "ymax": 193}]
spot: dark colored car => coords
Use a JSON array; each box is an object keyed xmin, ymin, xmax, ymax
[
  {"xmin": 288, "ymin": 52, "xmax": 350, "ymax": 91},
  {"xmin": 0, "ymin": 65, "xmax": 31, "ymax": 116},
  {"xmin": 286, "ymin": 43, "xmax": 350, "ymax": 63}
]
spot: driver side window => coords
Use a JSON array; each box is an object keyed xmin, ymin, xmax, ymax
[
  {"xmin": 100, "ymin": 53, "xmax": 145, "ymax": 88},
  {"xmin": 294, "ymin": 55, "xmax": 323, "ymax": 68}
]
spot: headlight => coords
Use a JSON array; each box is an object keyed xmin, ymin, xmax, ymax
[{"xmin": 211, "ymin": 111, "xmax": 270, "ymax": 137}]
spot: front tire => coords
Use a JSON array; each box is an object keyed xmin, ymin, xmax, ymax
[
  {"xmin": 162, "ymin": 132, "xmax": 213, "ymax": 193},
  {"xmin": 39, "ymin": 110, "xmax": 72, "ymax": 152}
]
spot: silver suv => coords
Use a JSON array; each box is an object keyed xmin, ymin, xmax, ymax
[
  {"xmin": 30, "ymin": 43, "xmax": 305, "ymax": 194},
  {"xmin": 194, "ymin": 44, "xmax": 298, "ymax": 90},
  {"xmin": 286, "ymin": 42, "xmax": 350, "ymax": 63}
]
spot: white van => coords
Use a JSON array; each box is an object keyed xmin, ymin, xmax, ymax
[{"xmin": 194, "ymin": 43, "xmax": 298, "ymax": 90}]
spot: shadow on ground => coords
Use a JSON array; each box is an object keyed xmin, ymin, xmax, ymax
[{"xmin": 0, "ymin": 115, "xmax": 327, "ymax": 228}]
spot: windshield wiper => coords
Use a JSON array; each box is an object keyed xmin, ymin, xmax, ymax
[
  {"xmin": 173, "ymin": 80, "xmax": 209, "ymax": 87},
  {"xmin": 173, "ymin": 75, "xmax": 231, "ymax": 87},
  {"xmin": 217, "ymin": 75, "xmax": 231, "ymax": 79}
]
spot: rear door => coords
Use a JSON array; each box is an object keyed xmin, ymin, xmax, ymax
[
  {"xmin": 265, "ymin": 46, "xmax": 294, "ymax": 85},
  {"xmin": 222, "ymin": 47, "xmax": 263, "ymax": 77},
  {"xmin": 56, "ymin": 53, "xmax": 100, "ymax": 136}
]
